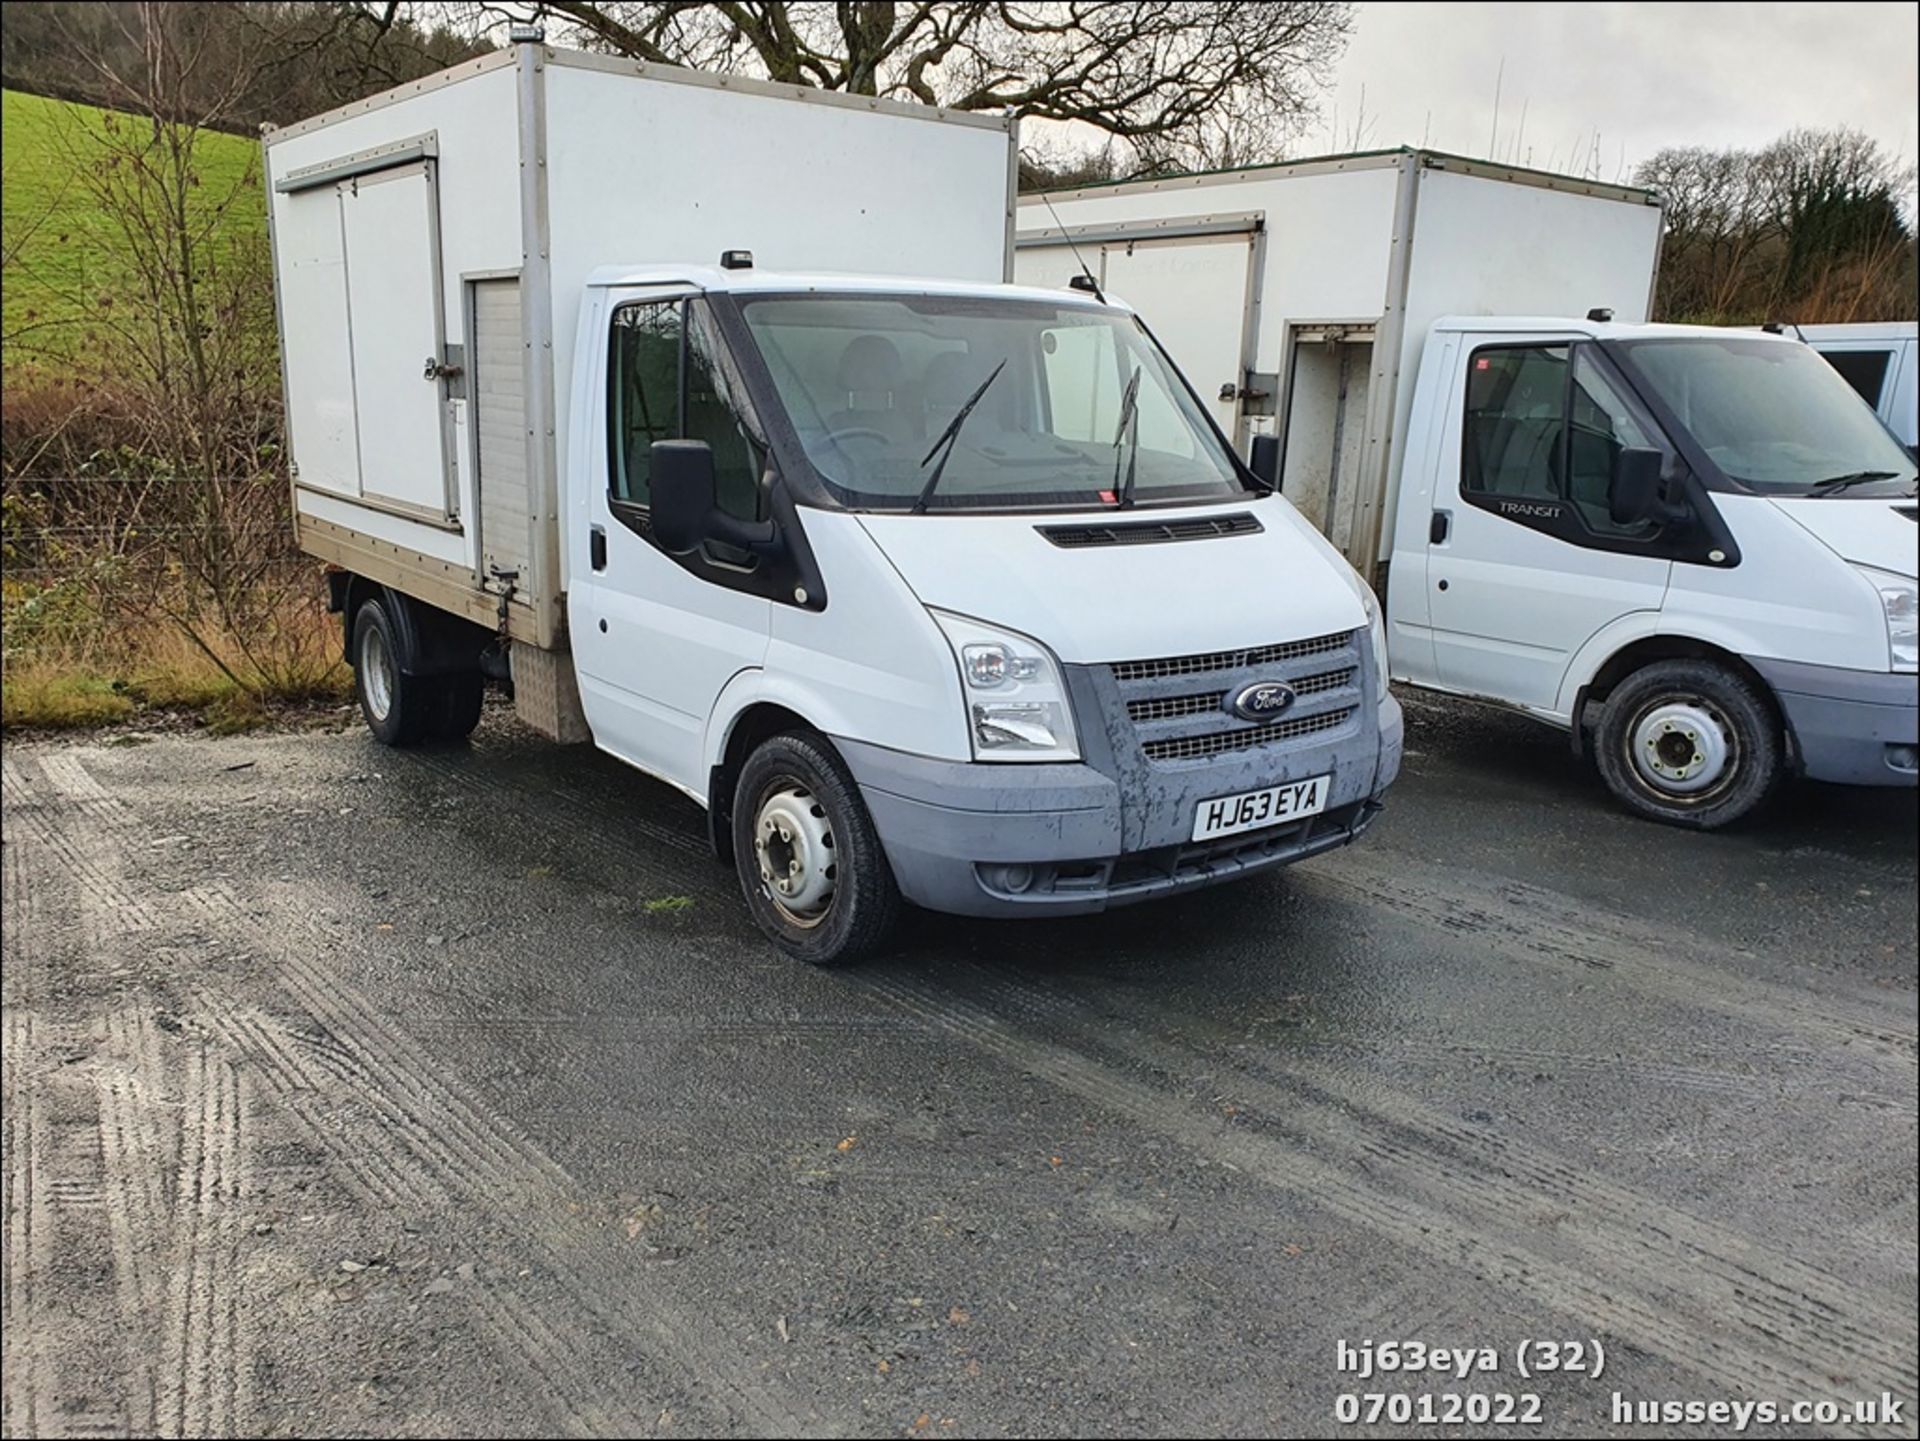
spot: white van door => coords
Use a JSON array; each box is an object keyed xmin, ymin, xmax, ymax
[
  {"xmin": 569, "ymin": 291, "xmax": 772, "ymax": 791},
  {"xmin": 1424, "ymin": 339, "xmax": 1673, "ymax": 714},
  {"xmin": 1101, "ymin": 235, "xmax": 1257, "ymax": 442},
  {"xmin": 338, "ymin": 162, "xmax": 455, "ymax": 518}
]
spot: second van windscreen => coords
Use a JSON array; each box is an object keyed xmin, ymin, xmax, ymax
[{"xmin": 1617, "ymin": 336, "xmax": 1918, "ymax": 497}]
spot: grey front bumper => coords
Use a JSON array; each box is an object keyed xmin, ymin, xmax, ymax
[
  {"xmin": 1751, "ymin": 657, "xmax": 1918, "ymax": 787},
  {"xmin": 836, "ymin": 682, "xmax": 1402, "ymax": 920}
]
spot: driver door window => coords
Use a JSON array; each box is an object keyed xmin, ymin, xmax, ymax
[
  {"xmin": 608, "ymin": 299, "xmax": 765, "ymax": 522},
  {"xmin": 608, "ymin": 301, "xmax": 680, "ymax": 507},
  {"xmin": 1462, "ymin": 342, "xmax": 1665, "ymax": 544}
]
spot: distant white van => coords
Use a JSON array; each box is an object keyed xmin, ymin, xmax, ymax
[{"xmin": 1795, "ymin": 322, "xmax": 1918, "ymax": 448}]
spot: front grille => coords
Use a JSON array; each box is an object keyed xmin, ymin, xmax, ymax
[
  {"xmin": 1123, "ymin": 666, "xmax": 1354, "ymax": 724},
  {"xmin": 1039, "ymin": 512, "xmax": 1263, "ymax": 548},
  {"xmin": 1127, "ymin": 691, "xmax": 1224, "ymax": 723},
  {"xmin": 1289, "ymin": 665, "xmax": 1355, "ymax": 697},
  {"xmin": 1111, "ymin": 630, "xmax": 1349, "ymax": 682},
  {"xmin": 1139, "ymin": 706, "xmax": 1355, "ymax": 762}
]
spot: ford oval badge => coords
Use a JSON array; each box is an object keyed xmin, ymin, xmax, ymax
[{"xmin": 1228, "ymin": 681, "xmax": 1297, "ymax": 724}]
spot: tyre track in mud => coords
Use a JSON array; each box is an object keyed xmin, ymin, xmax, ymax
[
  {"xmin": 93, "ymin": 1009, "xmax": 172, "ymax": 1437},
  {"xmin": 1295, "ymin": 1034, "xmax": 1913, "ymax": 1112},
  {"xmin": 160, "ymin": 1043, "xmax": 246, "ymax": 1440},
  {"xmin": 861, "ymin": 969, "xmax": 1911, "ymax": 1425},
  {"xmin": 1302, "ymin": 849, "xmax": 1918, "ymax": 1060},
  {"xmin": 19, "ymin": 754, "xmax": 614, "ymax": 1438},
  {"xmin": 7, "ymin": 754, "xmax": 141, "ymax": 1438},
  {"xmin": 372, "ymin": 742, "xmax": 1920, "ymax": 1412},
  {"xmin": 11, "ymin": 748, "xmax": 827, "ymax": 1441},
  {"xmin": 3, "ymin": 1009, "xmax": 47, "ymax": 1439},
  {"xmin": 870, "ymin": 959, "xmax": 1919, "ymax": 1404},
  {"xmin": 19, "ymin": 754, "xmax": 251, "ymax": 1438}
]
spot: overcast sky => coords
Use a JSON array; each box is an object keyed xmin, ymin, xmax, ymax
[{"xmin": 1319, "ymin": 1, "xmax": 1918, "ymax": 186}]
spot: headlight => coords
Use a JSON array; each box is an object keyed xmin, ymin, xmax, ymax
[
  {"xmin": 930, "ymin": 610, "xmax": 1080, "ymax": 762},
  {"xmin": 1361, "ymin": 585, "xmax": 1389, "ymax": 677},
  {"xmin": 1856, "ymin": 565, "xmax": 1918, "ymax": 671}
]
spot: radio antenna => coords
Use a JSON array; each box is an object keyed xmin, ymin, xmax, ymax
[{"xmin": 1037, "ymin": 185, "xmax": 1105, "ymax": 304}]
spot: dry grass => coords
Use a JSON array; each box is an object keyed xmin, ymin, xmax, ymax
[{"xmin": 1, "ymin": 602, "xmax": 349, "ymax": 733}]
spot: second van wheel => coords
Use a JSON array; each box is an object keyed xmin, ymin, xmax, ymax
[
  {"xmin": 732, "ymin": 730, "xmax": 901, "ymax": 966},
  {"xmin": 1593, "ymin": 658, "xmax": 1782, "ymax": 830}
]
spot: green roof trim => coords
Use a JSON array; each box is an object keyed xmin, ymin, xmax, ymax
[{"xmin": 1027, "ymin": 144, "xmax": 1660, "ymax": 204}]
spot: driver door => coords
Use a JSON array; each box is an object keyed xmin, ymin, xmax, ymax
[
  {"xmin": 569, "ymin": 290, "xmax": 772, "ymax": 790},
  {"xmin": 1426, "ymin": 340, "xmax": 1674, "ymax": 713}
]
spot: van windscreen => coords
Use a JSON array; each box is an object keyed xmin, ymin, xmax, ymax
[
  {"xmin": 737, "ymin": 293, "xmax": 1249, "ymax": 512},
  {"xmin": 1617, "ymin": 336, "xmax": 1916, "ymax": 497}
]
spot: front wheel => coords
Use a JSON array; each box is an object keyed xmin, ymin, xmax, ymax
[
  {"xmin": 731, "ymin": 731, "xmax": 901, "ymax": 966},
  {"xmin": 1593, "ymin": 658, "xmax": 1781, "ymax": 829}
]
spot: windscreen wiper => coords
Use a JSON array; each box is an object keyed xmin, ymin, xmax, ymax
[
  {"xmin": 1808, "ymin": 470, "xmax": 1900, "ymax": 496},
  {"xmin": 911, "ymin": 359, "xmax": 1006, "ymax": 514},
  {"xmin": 1111, "ymin": 365, "xmax": 1142, "ymax": 509}
]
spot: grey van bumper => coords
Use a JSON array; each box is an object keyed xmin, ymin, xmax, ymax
[
  {"xmin": 1751, "ymin": 658, "xmax": 1918, "ymax": 787},
  {"xmin": 835, "ymin": 689, "xmax": 1402, "ymax": 919}
]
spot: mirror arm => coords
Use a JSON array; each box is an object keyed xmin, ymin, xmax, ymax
[
  {"xmin": 1656, "ymin": 474, "xmax": 1693, "ymax": 526},
  {"xmin": 705, "ymin": 511, "xmax": 777, "ymax": 550}
]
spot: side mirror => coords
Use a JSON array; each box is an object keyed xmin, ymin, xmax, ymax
[
  {"xmin": 1249, "ymin": 433, "xmax": 1281, "ymax": 491},
  {"xmin": 648, "ymin": 439, "xmax": 779, "ymax": 557},
  {"xmin": 1608, "ymin": 446, "xmax": 1671, "ymax": 526},
  {"xmin": 649, "ymin": 440, "xmax": 716, "ymax": 555}
]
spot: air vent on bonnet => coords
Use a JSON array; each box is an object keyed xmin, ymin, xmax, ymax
[
  {"xmin": 1038, "ymin": 512, "xmax": 1263, "ymax": 548},
  {"xmin": 1896, "ymin": 506, "xmax": 1917, "ymax": 523}
]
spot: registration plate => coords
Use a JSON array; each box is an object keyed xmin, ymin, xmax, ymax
[{"xmin": 1191, "ymin": 774, "xmax": 1331, "ymax": 842}]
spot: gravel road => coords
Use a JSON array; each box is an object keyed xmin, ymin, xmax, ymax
[{"xmin": 3, "ymin": 693, "xmax": 1915, "ymax": 1438}]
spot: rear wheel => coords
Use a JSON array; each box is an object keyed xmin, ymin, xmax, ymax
[
  {"xmin": 731, "ymin": 730, "xmax": 900, "ymax": 966},
  {"xmin": 1593, "ymin": 658, "xmax": 1781, "ymax": 829},
  {"xmin": 353, "ymin": 598, "xmax": 434, "ymax": 747}
]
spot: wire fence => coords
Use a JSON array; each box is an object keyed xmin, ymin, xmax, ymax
[{"xmin": 3, "ymin": 475, "xmax": 333, "ymax": 689}]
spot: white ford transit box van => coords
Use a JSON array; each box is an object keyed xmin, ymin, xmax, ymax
[
  {"xmin": 1019, "ymin": 154, "xmax": 1917, "ymax": 828},
  {"xmin": 1384, "ymin": 317, "xmax": 1917, "ymax": 827},
  {"xmin": 264, "ymin": 40, "xmax": 1401, "ymax": 965}
]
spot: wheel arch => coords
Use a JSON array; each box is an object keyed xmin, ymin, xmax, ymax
[
  {"xmin": 1568, "ymin": 633, "xmax": 1789, "ymax": 763},
  {"xmin": 335, "ymin": 577, "xmax": 492, "ymax": 678},
  {"xmin": 704, "ymin": 695, "xmax": 823, "ymax": 865}
]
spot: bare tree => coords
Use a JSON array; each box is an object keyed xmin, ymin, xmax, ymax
[
  {"xmin": 434, "ymin": 0, "xmax": 1353, "ymax": 172},
  {"xmin": 1637, "ymin": 128, "xmax": 1916, "ymax": 324},
  {"xmin": 1, "ymin": 2, "xmax": 493, "ymax": 133},
  {"xmin": 4, "ymin": 2, "xmax": 340, "ymax": 698}
]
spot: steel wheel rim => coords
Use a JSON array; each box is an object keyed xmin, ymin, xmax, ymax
[
  {"xmin": 753, "ymin": 782, "xmax": 836, "ymax": 927},
  {"xmin": 1627, "ymin": 695, "xmax": 1738, "ymax": 802},
  {"xmin": 361, "ymin": 624, "xmax": 394, "ymax": 723}
]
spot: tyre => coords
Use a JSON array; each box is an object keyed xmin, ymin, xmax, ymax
[
  {"xmin": 731, "ymin": 730, "xmax": 901, "ymax": 966},
  {"xmin": 428, "ymin": 670, "xmax": 485, "ymax": 742},
  {"xmin": 351, "ymin": 597, "xmax": 434, "ymax": 747},
  {"xmin": 1593, "ymin": 658, "xmax": 1781, "ymax": 829}
]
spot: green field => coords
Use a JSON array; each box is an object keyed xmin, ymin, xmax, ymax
[{"xmin": 2, "ymin": 88, "xmax": 264, "ymax": 375}]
